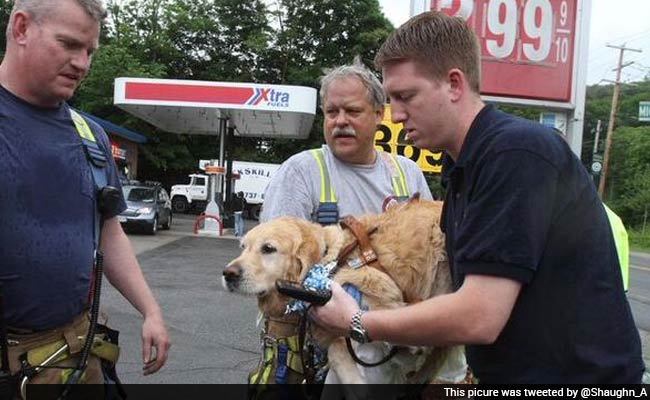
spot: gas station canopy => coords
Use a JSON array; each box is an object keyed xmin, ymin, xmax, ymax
[{"xmin": 113, "ymin": 77, "xmax": 317, "ymax": 139}]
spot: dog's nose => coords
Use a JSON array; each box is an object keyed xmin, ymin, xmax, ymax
[{"xmin": 223, "ymin": 263, "xmax": 242, "ymax": 283}]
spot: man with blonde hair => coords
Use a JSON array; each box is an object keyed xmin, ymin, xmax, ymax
[
  {"xmin": 313, "ymin": 12, "xmax": 644, "ymax": 383},
  {"xmin": 0, "ymin": 0, "xmax": 170, "ymax": 392}
]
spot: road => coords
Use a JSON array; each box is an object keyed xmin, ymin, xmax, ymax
[
  {"xmin": 101, "ymin": 214, "xmax": 650, "ymax": 384},
  {"xmin": 630, "ymin": 253, "xmax": 650, "ymax": 332},
  {"xmin": 102, "ymin": 214, "xmax": 260, "ymax": 384}
]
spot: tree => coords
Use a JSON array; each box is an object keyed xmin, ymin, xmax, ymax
[
  {"xmin": 0, "ymin": 0, "xmax": 10, "ymax": 58},
  {"xmin": 69, "ymin": 0, "xmax": 393, "ymax": 182},
  {"xmin": 607, "ymin": 125, "xmax": 650, "ymax": 227},
  {"xmin": 263, "ymin": 0, "xmax": 394, "ymax": 161},
  {"xmin": 79, "ymin": 0, "xmax": 276, "ymax": 180}
]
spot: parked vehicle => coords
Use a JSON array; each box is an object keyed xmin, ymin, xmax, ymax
[
  {"xmin": 119, "ymin": 181, "xmax": 173, "ymax": 235},
  {"xmin": 170, "ymin": 161, "xmax": 280, "ymax": 219},
  {"xmin": 170, "ymin": 174, "xmax": 208, "ymax": 214}
]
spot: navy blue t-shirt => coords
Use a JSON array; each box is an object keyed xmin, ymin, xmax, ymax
[
  {"xmin": 0, "ymin": 86, "xmax": 125, "ymax": 330},
  {"xmin": 441, "ymin": 105, "xmax": 644, "ymax": 383}
]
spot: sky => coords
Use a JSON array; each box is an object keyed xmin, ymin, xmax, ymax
[{"xmin": 378, "ymin": 0, "xmax": 650, "ymax": 85}]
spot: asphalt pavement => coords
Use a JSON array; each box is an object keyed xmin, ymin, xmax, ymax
[{"xmin": 102, "ymin": 214, "xmax": 650, "ymax": 384}]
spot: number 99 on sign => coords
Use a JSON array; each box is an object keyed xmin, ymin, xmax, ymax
[{"xmin": 433, "ymin": 0, "xmax": 573, "ymax": 65}]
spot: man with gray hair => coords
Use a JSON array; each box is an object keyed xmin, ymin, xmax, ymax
[
  {"xmin": 261, "ymin": 60, "xmax": 432, "ymax": 224},
  {"xmin": 257, "ymin": 61, "xmax": 434, "ymax": 387},
  {"xmin": 0, "ymin": 0, "xmax": 170, "ymax": 392}
]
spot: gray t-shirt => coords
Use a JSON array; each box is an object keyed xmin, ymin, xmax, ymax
[{"xmin": 261, "ymin": 145, "xmax": 432, "ymax": 222}]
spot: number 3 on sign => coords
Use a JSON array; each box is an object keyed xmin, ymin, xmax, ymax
[{"xmin": 434, "ymin": 0, "xmax": 475, "ymax": 20}]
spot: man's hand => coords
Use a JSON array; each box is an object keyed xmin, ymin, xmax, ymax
[
  {"xmin": 310, "ymin": 281, "xmax": 360, "ymax": 337},
  {"xmin": 141, "ymin": 314, "xmax": 171, "ymax": 375}
]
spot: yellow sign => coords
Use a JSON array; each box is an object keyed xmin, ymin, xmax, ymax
[{"xmin": 374, "ymin": 105, "xmax": 443, "ymax": 174}]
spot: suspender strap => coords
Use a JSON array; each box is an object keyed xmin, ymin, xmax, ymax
[
  {"xmin": 310, "ymin": 149, "xmax": 337, "ymax": 203},
  {"xmin": 380, "ymin": 152, "xmax": 409, "ymax": 199},
  {"xmin": 70, "ymin": 109, "xmax": 107, "ymax": 251},
  {"xmin": 311, "ymin": 149, "xmax": 411, "ymax": 225},
  {"xmin": 311, "ymin": 149, "xmax": 339, "ymax": 225}
]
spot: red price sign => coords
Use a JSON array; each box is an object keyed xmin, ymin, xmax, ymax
[{"xmin": 431, "ymin": 0, "xmax": 577, "ymax": 102}]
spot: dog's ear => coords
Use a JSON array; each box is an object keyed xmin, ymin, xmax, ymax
[
  {"xmin": 288, "ymin": 221, "xmax": 324, "ymax": 280},
  {"xmin": 409, "ymin": 192, "xmax": 421, "ymax": 202}
]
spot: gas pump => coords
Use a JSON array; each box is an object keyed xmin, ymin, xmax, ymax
[{"xmin": 196, "ymin": 164, "xmax": 225, "ymax": 236}]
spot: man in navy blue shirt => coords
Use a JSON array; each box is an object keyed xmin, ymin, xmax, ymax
[
  {"xmin": 312, "ymin": 11, "xmax": 644, "ymax": 383},
  {"xmin": 0, "ymin": 0, "xmax": 170, "ymax": 385}
]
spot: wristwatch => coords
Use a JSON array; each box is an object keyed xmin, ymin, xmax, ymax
[{"xmin": 349, "ymin": 310, "xmax": 371, "ymax": 343}]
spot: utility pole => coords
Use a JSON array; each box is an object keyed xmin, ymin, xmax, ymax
[{"xmin": 598, "ymin": 44, "xmax": 642, "ymax": 198}]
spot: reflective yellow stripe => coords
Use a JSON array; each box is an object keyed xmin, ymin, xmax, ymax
[
  {"xmin": 259, "ymin": 343, "xmax": 274, "ymax": 384},
  {"xmin": 70, "ymin": 109, "xmax": 96, "ymax": 142},
  {"xmin": 27, "ymin": 336, "xmax": 120, "ymax": 367},
  {"xmin": 310, "ymin": 149, "xmax": 337, "ymax": 202},
  {"xmin": 387, "ymin": 153, "xmax": 409, "ymax": 197},
  {"xmin": 61, "ymin": 368, "xmax": 86, "ymax": 384},
  {"xmin": 285, "ymin": 335, "xmax": 300, "ymax": 352},
  {"xmin": 250, "ymin": 335, "xmax": 304, "ymax": 384},
  {"xmin": 249, "ymin": 343, "xmax": 275, "ymax": 384},
  {"xmin": 284, "ymin": 335, "xmax": 303, "ymax": 373},
  {"xmin": 604, "ymin": 204, "xmax": 629, "ymax": 291}
]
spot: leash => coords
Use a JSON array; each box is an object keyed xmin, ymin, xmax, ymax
[
  {"xmin": 298, "ymin": 305, "xmax": 316, "ymax": 384},
  {"xmin": 345, "ymin": 337, "xmax": 398, "ymax": 367}
]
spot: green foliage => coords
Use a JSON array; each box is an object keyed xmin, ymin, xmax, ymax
[
  {"xmin": 58, "ymin": 0, "xmax": 394, "ymax": 183},
  {"xmin": 583, "ymin": 80, "xmax": 650, "ymax": 165},
  {"xmin": 607, "ymin": 126, "xmax": 650, "ymax": 226},
  {"xmin": 629, "ymin": 228, "xmax": 650, "ymax": 253},
  {"xmin": 497, "ymin": 104, "xmax": 543, "ymax": 122},
  {"xmin": 263, "ymin": 0, "xmax": 393, "ymax": 161},
  {"xmin": 583, "ymin": 79, "xmax": 650, "ymax": 231},
  {"xmin": 421, "ymin": 174, "xmax": 444, "ymax": 200},
  {"xmin": 0, "ymin": 0, "xmax": 9, "ymax": 58}
]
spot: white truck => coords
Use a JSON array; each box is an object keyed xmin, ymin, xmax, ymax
[{"xmin": 170, "ymin": 161, "xmax": 280, "ymax": 219}]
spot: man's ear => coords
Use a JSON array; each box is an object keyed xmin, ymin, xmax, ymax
[
  {"xmin": 447, "ymin": 68, "xmax": 465, "ymax": 102},
  {"xmin": 11, "ymin": 11, "xmax": 32, "ymax": 45}
]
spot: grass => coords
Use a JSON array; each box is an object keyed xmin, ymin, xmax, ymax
[{"xmin": 629, "ymin": 228, "xmax": 650, "ymax": 253}]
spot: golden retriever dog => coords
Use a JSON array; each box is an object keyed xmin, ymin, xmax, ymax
[{"xmin": 223, "ymin": 198, "xmax": 466, "ymax": 386}]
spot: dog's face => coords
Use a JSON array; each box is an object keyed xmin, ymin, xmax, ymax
[{"xmin": 222, "ymin": 217, "xmax": 330, "ymax": 301}]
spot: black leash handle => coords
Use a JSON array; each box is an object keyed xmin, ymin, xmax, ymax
[{"xmin": 345, "ymin": 337, "xmax": 398, "ymax": 367}]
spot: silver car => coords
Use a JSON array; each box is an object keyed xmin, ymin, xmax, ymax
[{"xmin": 119, "ymin": 183, "xmax": 173, "ymax": 235}]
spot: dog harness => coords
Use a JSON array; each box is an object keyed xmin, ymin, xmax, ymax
[
  {"xmin": 310, "ymin": 149, "xmax": 410, "ymax": 225},
  {"xmin": 248, "ymin": 315, "xmax": 313, "ymax": 388}
]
